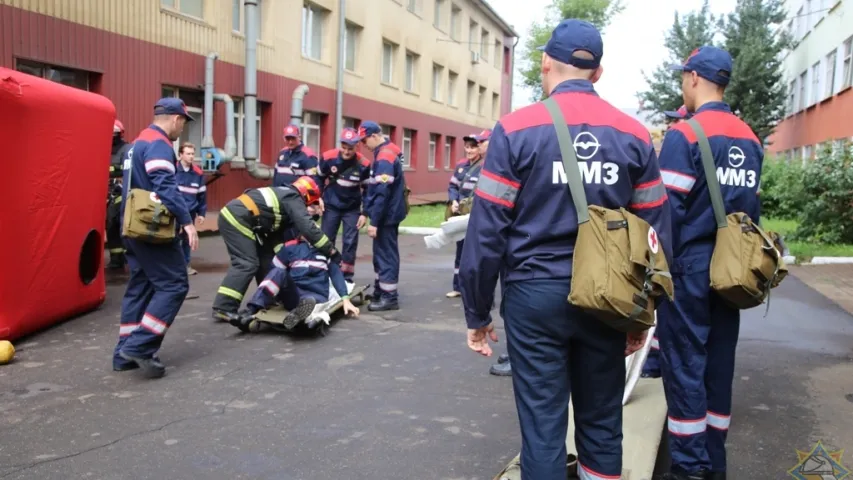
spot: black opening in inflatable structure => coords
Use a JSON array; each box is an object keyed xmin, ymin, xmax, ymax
[{"xmin": 79, "ymin": 229, "xmax": 102, "ymax": 285}]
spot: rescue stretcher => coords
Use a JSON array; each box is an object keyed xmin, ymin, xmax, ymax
[{"xmin": 248, "ymin": 281, "xmax": 371, "ymax": 337}]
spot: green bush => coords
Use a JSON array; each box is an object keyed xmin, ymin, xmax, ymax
[
  {"xmin": 789, "ymin": 141, "xmax": 853, "ymax": 244},
  {"xmin": 759, "ymin": 156, "xmax": 805, "ymax": 220}
]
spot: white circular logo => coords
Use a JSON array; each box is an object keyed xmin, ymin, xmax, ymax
[
  {"xmin": 344, "ymin": 130, "xmax": 354, "ymax": 139},
  {"xmin": 648, "ymin": 226, "xmax": 659, "ymax": 254},
  {"xmin": 728, "ymin": 146, "xmax": 746, "ymax": 168},
  {"xmin": 573, "ymin": 132, "xmax": 601, "ymax": 160},
  {"xmin": 149, "ymin": 192, "xmax": 162, "ymax": 204},
  {"xmin": 279, "ymin": 154, "xmax": 284, "ymax": 161},
  {"xmin": 331, "ymin": 166, "xmax": 338, "ymax": 173}
]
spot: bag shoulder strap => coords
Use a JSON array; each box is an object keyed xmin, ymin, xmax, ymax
[
  {"xmin": 685, "ymin": 118, "xmax": 727, "ymax": 229},
  {"xmin": 542, "ymin": 97, "xmax": 589, "ymax": 223}
]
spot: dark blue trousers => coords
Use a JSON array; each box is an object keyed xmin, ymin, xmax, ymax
[
  {"xmin": 247, "ymin": 268, "xmax": 320, "ymax": 314},
  {"xmin": 658, "ymin": 256, "xmax": 740, "ymax": 475},
  {"xmin": 502, "ymin": 279, "xmax": 626, "ymax": 480},
  {"xmin": 452, "ymin": 240, "xmax": 464, "ymax": 292},
  {"xmin": 321, "ymin": 207, "xmax": 360, "ymax": 281},
  {"xmin": 113, "ymin": 238, "xmax": 189, "ymax": 367},
  {"xmin": 373, "ymin": 224, "xmax": 400, "ymax": 301}
]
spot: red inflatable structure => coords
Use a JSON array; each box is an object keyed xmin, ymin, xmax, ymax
[{"xmin": 0, "ymin": 67, "xmax": 115, "ymax": 340}]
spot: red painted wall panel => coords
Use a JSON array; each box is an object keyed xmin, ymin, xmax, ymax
[
  {"xmin": 766, "ymin": 88, "xmax": 853, "ymax": 153},
  {"xmin": 1, "ymin": 4, "xmax": 503, "ymax": 210}
]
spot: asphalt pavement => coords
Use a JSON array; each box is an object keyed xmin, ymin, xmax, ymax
[{"xmin": 0, "ymin": 234, "xmax": 851, "ymax": 480}]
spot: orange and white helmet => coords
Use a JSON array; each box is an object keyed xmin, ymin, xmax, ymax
[{"xmin": 292, "ymin": 176, "xmax": 321, "ymax": 205}]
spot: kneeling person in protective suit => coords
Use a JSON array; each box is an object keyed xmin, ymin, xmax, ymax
[
  {"xmin": 212, "ymin": 176, "xmax": 338, "ymax": 322},
  {"xmin": 232, "ymin": 230, "xmax": 359, "ymax": 332}
]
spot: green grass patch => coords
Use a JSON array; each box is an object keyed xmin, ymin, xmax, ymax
[
  {"xmin": 400, "ymin": 204, "xmax": 446, "ymax": 228},
  {"xmin": 763, "ymin": 218, "xmax": 853, "ymax": 261}
]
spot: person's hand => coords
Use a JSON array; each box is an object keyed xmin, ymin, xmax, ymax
[
  {"xmin": 625, "ymin": 330, "xmax": 648, "ymax": 356},
  {"xmin": 357, "ymin": 215, "xmax": 367, "ymax": 230},
  {"xmin": 342, "ymin": 298, "xmax": 360, "ymax": 317},
  {"xmin": 367, "ymin": 225, "xmax": 378, "ymax": 238},
  {"xmin": 451, "ymin": 200, "xmax": 460, "ymax": 213},
  {"xmin": 318, "ymin": 198, "xmax": 325, "ymax": 214},
  {"xmin": 307, "ymin": 204, "xmax": 321, "ymax": 216},
  {"xmin": 183, "ymin": 224, "xmax": 199, "ymax": 251},
  {"xmin": 197, "ymin": 216, "xmax": 205, "ymax": 225},
  {"xmin": 467, "ymin": 324, "xmax": 498, "ymax": 357}
]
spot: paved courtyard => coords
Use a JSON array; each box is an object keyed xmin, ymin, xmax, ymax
[{"xmin": 1, "ymin": 235, "xmax": 852, "ymax": 479}]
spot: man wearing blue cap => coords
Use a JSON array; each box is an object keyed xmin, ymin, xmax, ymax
[
  {"xmin": 459, "ymin": 19, "xmax": 672, "ymax": 480},
  {"xmin": 274, "ymin": 124, "xmax": 321, "ymax": 188},
  {"xmin": 112, "ymin": 97, "xmax": 198, "ymax": 379},
  {"xmin": 317, "ymin": 127, "xmax": 372, "ymax": 282},
  {"xmin": 358, "ymin": 120, "xmax": 408, "ymax": 311},
  {"xmin": 656, "ymin": 46, "xmax": 764, "ymax": 480}
]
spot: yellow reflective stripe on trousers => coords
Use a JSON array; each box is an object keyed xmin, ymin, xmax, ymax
[
  {"xmin": 258, "ymin": 187, "xmax": 282, "ymax": 231},
  {"xmin": 314, "ymin": 235, "xmax": 330, "ymax": 249},
  {"xmin": 220, "ymin": 206, "xmax": 255, "ymax": 240},
  {"xmin": 217, "ymin": 286, "xmax": 243, "ymax": 301}
]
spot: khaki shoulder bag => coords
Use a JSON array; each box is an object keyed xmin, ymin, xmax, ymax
[
  {"xmin": 685, "ymin": 119, "xmax": 787, "ymax": 310},
  {"xmin": 121, "ymin": 146, "xmax": 179, "ymax": 244},
  {"xmin": 543, "ymin": 97, "xmax": 674, "ymax": 333}
]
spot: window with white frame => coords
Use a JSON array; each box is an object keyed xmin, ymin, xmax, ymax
[
  {"xmin": 798, "ymin": 71, "xmax": 807, "ymax": 110},
  {"xmin": 302, "ymin": 111, "xmax": 322, "ymax": 153},
  {"xmin": 494, "ymin": 40, "xmax": 501, "ymax": 68},
  {"xmin": 492, "ymin": 92, "xmax": 500, "ymax": 119},
  {"xmin": 787, "ymin": 80, "xmax": 795, "ymax": 114},
  {"xmin": 478, "ymin": 86, "xmax": 486, "ymax": 115},
  {"xmin": 161, "ymin": 0, "xmax": 204, "ymax": 18},
  {"xmin": 343, "ymin": 117, "xmax": 359, "ymax": 129},
  {"xmin": 811, "ymin": 61, "xmax": 821, "ymax": 105},
  {"xmin": 232, "ymin": 0, "xmax": 263, "ymax": 36},
  {"xmin": 161, "ymin": 86, "xmax": 204, "ymax": 159},
  {"xmin": 444, "ymin": 137, "xmax": 453, "ymax": 169},
  {"xmin": 382, "ymin": 40, "xmax": 397, "ymax": 85},
  {"xmin": 825, "ymin": 49, "xmax": 837, "ymax": 98},
  {"xmin": 450, "ymin": 5, "xmax": 461, "ymax": 41},
  {"xmin": 433, "ymin": 0, "xmax": 444, "ymax": 29},
  {"xmin": 380, "ymin": 124, "xmax": 392, "ymax": 137},
  {"xmin": 428, "ymin": 134, "xmax": 438, "ymax": 169},
  {"xmin": 405, "ymin": 51, "xmax": 419, "ymax": 92},
  {"xmin": 469, "ymin": 20, "xmax": 478, "ymax": 52},
  {"xmin": 231, "ymin": 98, "xmax": 263, "ymax": 163},
  {"xmin": 804, "ymin": 144, "xmax": 814, "ymax": 163},
  {"xmin": 432, "ymin": 63, "xmax": 443, "ymax": 100},
  {"xmin": 843, "ymin": 36, "xmax": 853, "ymax": 89},
  {"xmin": 344, "ymin": 22, "xmax": 361, "ymax": 72},
  {"xmin": 15, "ymin": 59, "xmax": 90, "ymax": 91},
  {"xmin": 480, "ymin": 29, "xmax": 489, "ymax": 60},
  {"xmin": 467, "ymin": 80, "xmax": 476, "ymax": 112},
  {"xmin": 407, "ymin": 0, "xmax": 420, "ymax": 14},
  {"xmin": 302, "ymin": 3, "xmax": 325, "ymax": 61},
  {"xmin": 402, "ymin": 129, "xmax": 413, "ymax": 167},
  {"xmin": 448, "ymin": 71, "xmax": 458, "ymax": 106}
]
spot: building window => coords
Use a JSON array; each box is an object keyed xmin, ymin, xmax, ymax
[
  {"xmin": 825, "ymin": 49, "xmax": 837, "ymax": 98},
  {"xmin": 302, "ymin": 111, "xmax": 322, "ymax": 153},
  {"xmin": 162, "ymin": 86, "xmax": 204, "ymax": 159},
  {"xmin": 478, "ymin": 86, "xmax": 486, "ymax": 115},
  {"xmin": 429, "ymin": 134, "xmax": 438, "ymax": 169},
  {"xmin": 161, "ymin": 0, "xmax": 204, "ymax": 18},
  {"xmin": 380, "ymin": 124, "xmax": 393, "ymax": 139},
  {"xmin": 810, "ymin": 61, "xmax": 820, "ymax": 105},
  {"xmin": 798, "ymin": 71, "xmax": 807, "ymax": 110},
  {"xmin": 450, "ymin": 5, "xmax": 461, "ymax": 41},
  {"xmin": 407, "ymin": 0, "xmax": 420, "ymax": 14},
  {"xmin": 804, "ymin": 144, "xmax": 814, "ymax": 162},
  {"xmin": 232, "ymin": 97, "xmax": 263, "ymax": 163},
  {"xmin": 468, "ymin": 20, "xmax": 478, "ymax": 53},
  {"xmin": 433, "ymin": 0, "xmax": 444, "ymax": 29},
  {"xmin": 344, "ymin": 22, "xmax": 361, "ymax": 72},
  {"xmin": 402, "ymin": 129, "xmax": 414, "ymax": 168},
  {"xmin": 405, "ymin": 51, "xmax": 419, "ymax": 92},
  {"xmin": 494, "ymin": 40, "xmax": 502, "ymax": 69},
  {"xmin": 343, "ymin": 117, "xmax": 359, "ymax": 129},
  {"xmin": 787, "ymin": 80, "xmax": 795, "ymax": 114},
  {"xmin": 15, "ymin": 59, "xmax": 91, "ymax": 91},
  {"xmin": 302, "ymin": 3, "xmax": 325, "ymax": 61},
  {"xmin": 447, "ymin": 71, "xmax": 458, "ymax": 106},
  {"xmin": 467, "ymin": 81, "xmax": 476, "ymax": 113},
  {"xmin": 432, "ymin": 64, "xmax": 443, "ymax": 101},
  {"xmin": 504, "ymin": 46, "xmax": 511, "ymax": 74},
  {"xmin": 843, "ymin": 36, "xmax": 853, "ymax": 89},
  {"xmin": 382, "ymin": 40, "xmax": 397, "ymax": 85},
  {"xmin": 492, "ymin": 92, "xmax": 500, "ymax": 119},
  {"xmin": 444, "ymin": 137, "xmax": 454, "ymax": 169},
  {"xmin": 232, "ymin": 0, "xmax": 263, "ymax": 36},
  {"xmin": 480, "ymin": 29, "xmax": 489, "ymax": 60}
]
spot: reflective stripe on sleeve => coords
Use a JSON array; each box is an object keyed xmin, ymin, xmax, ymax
[
  {"xmin": 145, "ymin": 159, "xmax": 176, "ymax": 174},
  {"xmin": 661, "ymin": 169, "xmax": 696, "ymax": 193},
  {"xmin": 474, "ymin": 170, "xmax": 519, "ymax": 208},
  {"xmin": 178, "ymin": 185, "xmax": 200, "ymax": 194},
  {"xmin": 273, "ymin": 256, "xmax": 286, "ymax": 269},
  {"xmin": 706, "ymin": 411, "xmax": 731, "ymax": 431},
  {"xmin": 667, "ymin": 416, "xmax": 707, "ymax": 436},
  {"xmin": 630, "ymin": 178, "xmax": 668, "ymax": 209},
  {"xmin": 336, "ymin": 178, "xmax": 359, "ymax": 187},
  {"xmin": 449, "ymin": 176, "xmax": 461, "ymax": 186},
  {"xmin": 290, "ymin": 260, "xmax": 328, "ymax": 270},
  {"xmin": 277, "ymin": 166, "xmax": 294, "ymax": 174}
]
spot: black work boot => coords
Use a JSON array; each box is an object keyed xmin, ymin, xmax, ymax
[
  {"xmin": 118, "ymin": 351, "xmax": 166, "ymax": 379},
  {"xmin": 490, "ymin": 360, "xmax": 512, "ymax": 376},
  {"xmin": 212, "ymin": 309, "xmax": 241, "ymax": 323},
  {"xmin": 229, "ymin": 309, "xmax": 257, "ymax": 333},
  {"xmin": 497, "ymin": 353, "xmax": 509, "ymax": 364},
  {"xmin": 283, "ymin": 297, "xmax": 317, "ymax": 329},
  {"xmin": 656, "ymin": 470, "xmax": 709, "ymax": 480},
  {"xmin": 368, "ymin": 297, "xmax": 399, "ymax": 312},
  {"xmin": 106, "ymin": 253, "xmax": 125, "ymax": 270},
  {"xmin": 113, "ymin": 355, "xmax": 161, "ymax": 372}
]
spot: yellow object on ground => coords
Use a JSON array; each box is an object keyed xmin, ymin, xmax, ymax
[{"xmin": 0, "ymin": 340, "xmax": 15, "ymax": 365}]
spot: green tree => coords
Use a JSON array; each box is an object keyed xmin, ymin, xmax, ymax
[
  {"xmin": 518, "ymin": 0, "xmax": 625, "ymax": 102},
  {"xmin": 722, "ymin": 0, "xmax": 791, "ymax": 143},
  {"xmin": 636, "ymin": 0, "xmax": 719, "ymax": 124}
]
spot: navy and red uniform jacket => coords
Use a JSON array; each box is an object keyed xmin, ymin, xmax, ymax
[
  {"xmin": 448, "ymin": 157, "xmax": 483, "ymax": 202},
  {"xmin": 272, "ymin": 237, "xmax": 349, "ymax": 302},
  {"xmin": 458, "ymin": 80, "xmax": 673, "ymax": 329},
  {"xmin": 176, "ymin": 162, "xmax": 207, "ymax": 219},
  {"xmin": 273, "ymin": 144, "xmax": 320, "ymax": 187},
  {"xmin": 318, "ymin": 148, "xmax": 371, "ymax": 212},
  {"xmin": 121, "ymin": 125, "xmax": 192, "ymax": 228},
  {"xmin": 364, "ymin": 140, "xmax": 408, "ymax": 226},
  {"xmin": 659, "ymin": 101, "xmax": 763, "ymax": 259}
]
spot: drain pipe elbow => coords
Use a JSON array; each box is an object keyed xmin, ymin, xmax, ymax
[
  {"xmin": 212, "ymin": 93, "xmax": 236, "ymax": 161},
  {"xmin": 290, "ymin": 84, "xmax": 310, "ymax": 128}
]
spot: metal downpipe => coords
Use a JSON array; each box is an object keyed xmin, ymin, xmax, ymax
[
  {"xmin": 202, "ymin": 52, "xmax": 218, "ymax": 149},
  {"xmin": 334, "ymin": 0, "xmax": 346, "ymax": 139},
  {"xmin": 238, "ymin": 0, "xmax": 273, "ymax": 179},
  {"xmin": 212, "ymin": 93, "xmax": 236, "ymax": 161}
]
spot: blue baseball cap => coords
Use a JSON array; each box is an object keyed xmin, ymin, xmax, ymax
[
  {"xmin": 357, "ymin": 121, "xmax": 382, "ymax": 140},
  {"xmin": 340, "ymin": 127, "xmax": 360, "ymax": 146},
  {"xmin": 153, "ymin": 97, "xmax": 195, "ymax": 121},
  {"xmin": 536, "ymin": 19, "xmax": 603, "ymax": 70},
  {"xmin": 664, "ymin": 105, "xmax": 690, "ymax": 120},
  {"xmin": 669, "ymin": 46, "xmax": 732, "ymax": 86}
]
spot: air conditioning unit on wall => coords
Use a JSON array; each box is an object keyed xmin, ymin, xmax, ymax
[{"xmin": 470, "ymin": 51, "xmax": 480, "ymax": 64}]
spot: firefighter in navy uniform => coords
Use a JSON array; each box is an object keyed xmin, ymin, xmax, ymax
[
  {"xmin": 317, "ymin": 128, "xmax": 371, "ymax": 281},
  {"xmin": 112, "ymin": 98, "xmax": 199, "ymax": 379},
  {"xmin": 656, "ymin": 46, "xmax": 763, "ymax": 480},
  {"xmin": 106, "ymin": 119, "xmax": 132, "ymax": 270},
  {"xmin": 211, "ymin": 177, "xmax": 339, "ymax": 323},
  {"xmin": 273, "ymin": 124, "xmax": 321, "ymax": 188},
  {"xmin": 358, "ymin": 121, "xmax": 409, "ymax": 312},
  {"xmin": 458, "ymin": 19, "xmax": 672, "ymax": 480}
]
